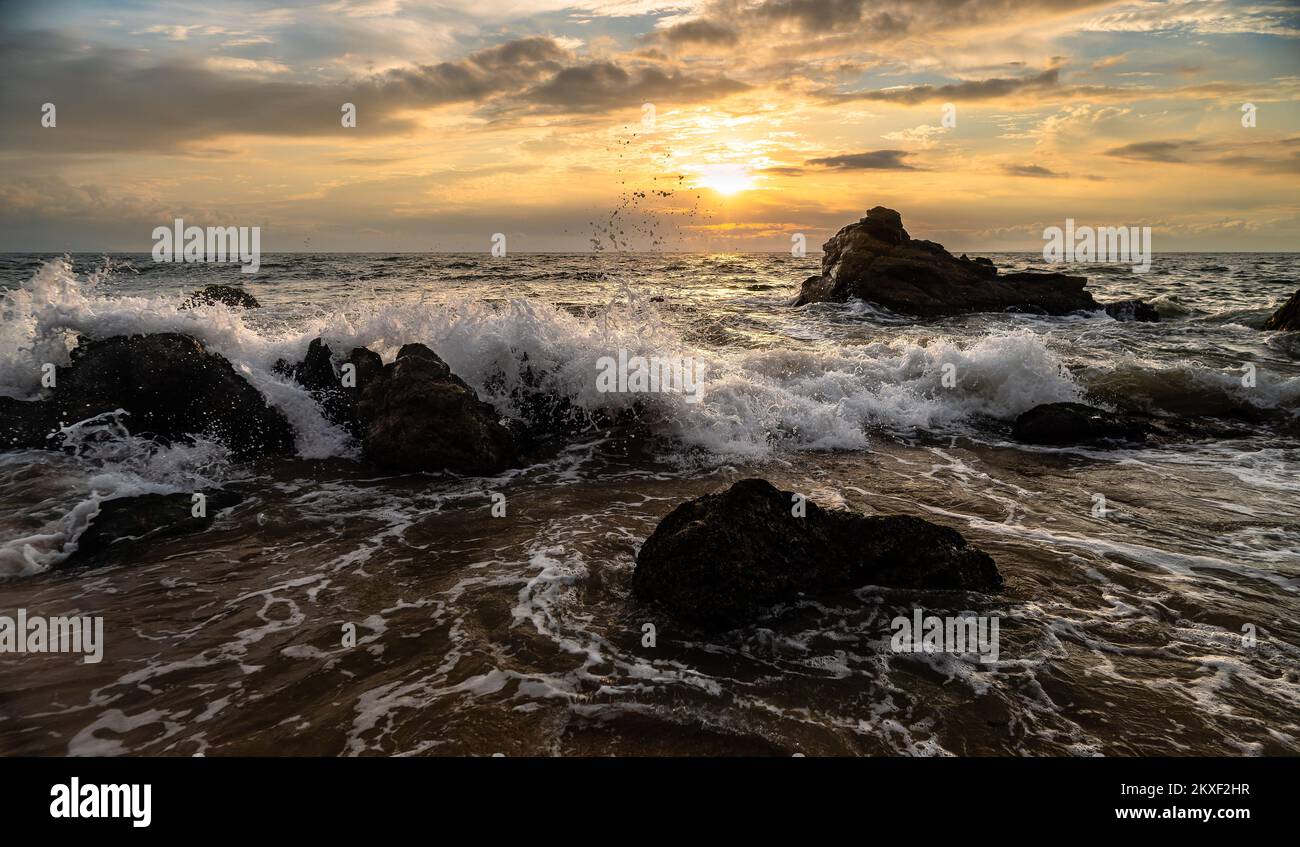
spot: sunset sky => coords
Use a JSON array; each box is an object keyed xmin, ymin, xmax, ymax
[{"xmin": 1, "ymin": 0, "xmax": 1297, "ymax": 252}]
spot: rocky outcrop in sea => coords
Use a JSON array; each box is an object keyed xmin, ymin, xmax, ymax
[{"xmin": 794, "ymin": 206, "xmax": 1157, "ymax": 320}]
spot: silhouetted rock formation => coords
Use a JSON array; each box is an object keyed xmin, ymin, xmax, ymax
[
  {"xmin": 633, "ymin": 478, "xmax": 1002, "ymax": 630},
  {"xmin": 795, "ymin": 207, "xmax": 1153, "ymax": 319}
]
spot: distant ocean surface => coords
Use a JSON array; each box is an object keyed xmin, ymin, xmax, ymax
[{"xmin": 1, "ymin": 251, "xmax": 1297, "ymax": 755}]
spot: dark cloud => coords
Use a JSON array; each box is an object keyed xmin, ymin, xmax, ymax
[
  {"xmin": 516, "ymin": 63, "xmax": 749, "ymax": 113},
  {"xmin": 1208, "ymin": 137, "xmax": 1300, "ymax": 174},
  {"xmin": 660, "ymin": 20, "xmax": 740, "ymax": 46},
  {"xmin": 1210, "ymin": 153, "xmax": 1300, "ymax": 174},
  {"xmin": 1104, "ymin": 137, "xmax": 1300, "ymax": 173},
  {"xmin": 0, "ymin": 31, "xmax": 742, "ymax": 152},
  {"xmin": 704, "ymin": 0, "xmax": 1113, "ymax": 42},
  {"xmin": 1002, "ymin": 163, "xmax": 1062, "ymax": 177},
  {"xmin": 368, "ymin": 36, "xmax": 571, "ymax": 104},
  {"xmin": 333, "ymin": 156, "xmax": 412, "ymax": 166},
  {"xmin": 823, "ymin": 68, "xmax": 1061, "ymax": 104},
  {"xmin": 1103, "ymin": 140, "xmax": 1198, "ymax": 163},
  {"xmin": 806, "ymin": 149, "xmax": 917, "ymax": 169},
  {"xmin": 757, "ymin": 0, "xmax": 868, "ymax": 29}
]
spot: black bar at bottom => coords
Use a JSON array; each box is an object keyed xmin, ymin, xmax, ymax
[{"xmin": 2, "ymin": 756, "xmax": 1284, "ymax": 834}]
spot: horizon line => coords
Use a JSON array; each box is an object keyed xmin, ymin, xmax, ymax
[{"xmin": 6, "ymin": 250, "xmax": 1300, "ymax": 256}]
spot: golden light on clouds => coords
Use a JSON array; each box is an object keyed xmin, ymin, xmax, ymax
[{"xmin": 0, "ymin": 0, "xmax": 1296, "ymax": 251}]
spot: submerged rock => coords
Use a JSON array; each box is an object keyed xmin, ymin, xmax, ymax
[
  {"xmin": 1263, "ymin": 289, "xmax": 1300, "ymax": 331},
  {"xmin": 793, "ymin": 207, "xmax": 1099, "ymax": 316},
  {"xmin": 355, "ymin": 343, "xmax": 518, "ymax": 474},
  {"xmin": 181, "ymin": 284, "xmax": 260, "ymax": 310},
  {"xmin": 0, "ymin": 334, "xmax": 295, "ymax": 459},
  {"xmin": 1103, "ymin": 299, "xmax": 1160, "ymax": 322},
  {"xmin": 632, "ymin": 479, "xmax": 1002, "ymax": 630},
  {"xmin": 61, "ymin": 491, "xmax": 242, "ymax": 569},
  {"xmin": 1011, "ymin": 402, "xmax": 1149, "ymax": 445}
]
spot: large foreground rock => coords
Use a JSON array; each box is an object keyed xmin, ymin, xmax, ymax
[
  {"xmin": 1263, "ymin": 289, "xmax": 1300, "ymax": 331},
  {"xmin": 0, "ymin": 334, "xmax": 295, "ymax": 458},
  {"xmin": 794, "ymin": 207, "xmax": 1148, "ymax": 319},
  {"xmin": 633, "ymin": 479, "xmax": 1002, "ymax": 629},
  {"xmin": 1011, "ymin": 402, "xmax": 1149, "ymax": 445},
  {"xmin": 355, "ymin": 343, "xmax": 519, "ymax": 474}
]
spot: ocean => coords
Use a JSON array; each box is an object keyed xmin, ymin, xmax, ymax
[{"xmin": 0, "ymin": 251, "xmax": 1297, "ymax": 755}]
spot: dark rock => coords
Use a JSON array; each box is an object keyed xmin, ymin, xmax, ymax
[
  {"xmin": 793, "ymin": 206, "xmax": 1098, "ymax": 316},
  {"xmin": 180, "ymin": 284, "xmax": 260, "ymax": 310},
  {"xmin": 2, "ymin": 334, "xmax": 295, "ymax": 459},
  {"xmin": 355, "ymin": 343, "xmax": 518, "ymax": 474},
  {"xmin": 277, "ymin": 339, "xmax": 522, "ymax": 472},
  {"xmin": 61, "ymin": 491, "xmax": 242, "ymax": 569},
  {"xmin": 1263, "ymin": 289, "xmax": 1300, "ymax": 331},
  {"xmin": 633, "ymin": 479, "xmax": 1001, "ymax": 630},
  {"xmin": 482, "ymin": 351, "xmax": 624, "ymax": 445},
  {"xmin": 289, "ymin": 338, "xmax": 356, "ymax": 433},
  {"xmin": 1011, "ymin": 402, "xmax": 1149, "ymax": 445},
  {"xmin": 0, "ymin": 395, "xmax": 58, "ymax": 449},
  {"xmin": 292, "ymin": 337, "xmax": 338, "ymax": 392},
  {"xmin": 394, "ymin": 342, "xmax": 443, "ymax": 365},
  {"xmin": 59, "ymin": 334, "xmax": 296, "ymax": 458},
  {"xmin": 1103, "ymin": 299, "xmax": 1160, "ymax": 322},
  {"xmin": 348, "ymin": 346, "xmax": 384, "ymax": 390},
  {"xmin": 278, "ymin": 339, "xmax": 387, "ymax": 437}
]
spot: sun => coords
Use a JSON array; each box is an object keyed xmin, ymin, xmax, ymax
[{"xmin": 694, "ymin": 164, "xmax": 757, "ymax": 196}]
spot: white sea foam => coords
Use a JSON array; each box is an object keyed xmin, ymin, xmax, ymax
[
  {"xmin": 2, "ymin": 259, "xmax": 1093, "ymax": 463},
  {"xmin": 2, "ymin": 257, "xmax": 1296, "ymax": 576},
  {"xmin": 0, "ymin": 410, "xmax": 236, "ymax": 576}
]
